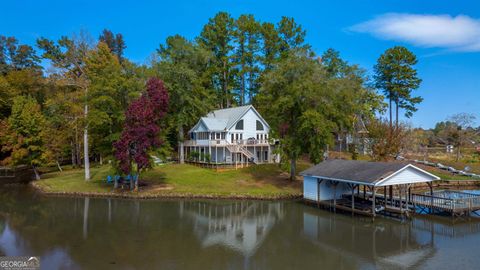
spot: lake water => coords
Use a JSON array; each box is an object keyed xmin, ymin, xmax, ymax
[{"xmin": 1, "ymin": 186, "xmax": 480, "ymax": 270}]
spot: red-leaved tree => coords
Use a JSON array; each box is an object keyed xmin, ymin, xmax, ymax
[{"xmin": 113, "ymin": 77, "xmax": 169, "ymax": 190}]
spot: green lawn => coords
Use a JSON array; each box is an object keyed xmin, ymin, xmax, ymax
[
  {"xmin": 35, "ymin": 163, "xmax": 302, "ymax": 198},
  {"xmin": 38, "ymin": 165, "xmax": 114, "ymax": 193}
]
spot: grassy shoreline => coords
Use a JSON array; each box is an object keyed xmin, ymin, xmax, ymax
[{"xmin": 33, "ymin": 163, "xmax": 303, "ymax": 200}]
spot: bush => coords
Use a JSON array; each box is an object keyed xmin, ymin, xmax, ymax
[{"xmin": 189, "ymin": 151, "xmax": 200, "ymax": 161}]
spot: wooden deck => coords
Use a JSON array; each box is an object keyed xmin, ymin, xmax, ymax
[{"xmin": 411, "ymin": 190, "xmax": 480, "ymax": 217}]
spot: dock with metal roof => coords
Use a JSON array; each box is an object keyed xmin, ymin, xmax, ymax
[{"xmin": 301, "ymin": 159, "xmax": 480, "ymax": 219}]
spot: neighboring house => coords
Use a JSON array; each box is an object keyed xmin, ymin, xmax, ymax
[
  {"xmin": 185, "ymin": 105, "xmax": 278, "ymax": 165},
  {"xmin": 333, "ymin": 116, "xmax": 371, "ymax": 155}
]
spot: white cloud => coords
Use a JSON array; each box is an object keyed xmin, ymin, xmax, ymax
[{"xmin": 349, "ymin": 13, "xmax": 480, "ymax": 52}]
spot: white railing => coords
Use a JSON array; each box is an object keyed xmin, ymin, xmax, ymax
[{"xmin": 184, "ymin": 139, "xmax": 271, "ymax": 147}]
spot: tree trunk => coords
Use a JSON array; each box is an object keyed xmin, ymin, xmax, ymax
[
  {"xmin": 179, "ymin": 125, "xmax": 185, "ymax": 164},
  {"xmin": 241, "ymin": 73, "xmax": 245, "ymax": 105},
  {"xmin": 56, "ymin": 161, "xmax": 63, "ymax": 172},
  {"xmin": 456, "ymin": 145, "xmax": 460, "ymax": 161},
  {"xmin": 389, "ymin": 97, "xmax": 393, "ymax": 129},
  {"xmin": 290, "ymin": 158, "xmax": 296, "ymax": 181},
  {"xmin": 99, "ymin": 154, "xmax": 103, "ymax": 165},
  {"xmin": 84, "ymin": 103, "xmax": 90, "ymax": 181},
  {"xmin": 32, "ymin": 165, "xmax": 40, "ymax": 180},
  {"xmin": 223, "ymin": 59, "xmax": 229, "ymax": 108},
  {"xmin": 71, "ymin": 141, "xmax": 76, "ymax": 168},
  {"xmin": 395, "ymin": 99, "xmax": 399, "ymax": 130}
]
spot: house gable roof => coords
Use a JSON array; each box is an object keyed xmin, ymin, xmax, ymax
[
  {"xmin": 300, "ymin": 159, "xmax": 439, "ymax": 186},
  {"xmin": 189, "ymin": 105, "xmax": 270, "ymax": 133}
]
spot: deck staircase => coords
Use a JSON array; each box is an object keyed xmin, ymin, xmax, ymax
[{"xmin": 226, "ymin": 142, "xmax": 257, "ymax": 164}]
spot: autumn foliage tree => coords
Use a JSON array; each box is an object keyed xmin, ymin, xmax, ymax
[
  {"xmin": 113, "ymin": 78, "xmax": 169, "ymax": 190},
  {"xmin": 366, "ymin": 118, "xmax": 409, "ymax": 161}
]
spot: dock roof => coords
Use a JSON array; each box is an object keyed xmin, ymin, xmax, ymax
[{"xmin": 300, "ymin": 159, "xmax": 439, "ymax": 186}]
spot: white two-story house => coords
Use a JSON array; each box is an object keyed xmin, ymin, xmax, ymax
[{"xmin": 185, "ymin": 105, "xmax": 278, "ymax": 165}]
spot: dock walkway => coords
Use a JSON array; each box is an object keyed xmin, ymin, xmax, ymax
[{"xmin": 411, "ymin": 190, "xmax": 480, "ymax": 217}]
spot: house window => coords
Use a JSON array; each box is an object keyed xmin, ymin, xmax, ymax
[
  {"xmin": 235, "ymin": 120, "xmax": 244, "ymax": 130},
  {"xmin": 264, "ymin": 151, "xmax": 268, "ymax": 161},
  {"xmin": 216, "ymin": 133, "xmax": 220, "ymax": 139},
  {"xmin": 231, "ymin": 134, "xmax": 234, "ymax": 142},
  {"xmin": 256, "ymin": 120, "xmax": 264, "ymax": 131}
]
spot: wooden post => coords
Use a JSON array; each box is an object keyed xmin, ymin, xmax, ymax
[
  {"xmin": 408, "ymin": 186, "xmax": 412, "ymax": 202},
  {"xmin": 333, "ymin": 181, "xmax": 338, "ymax": 213},
  {"xmin": 351, "ymin": 184, "xmax": 356, "ymax": 216},
  {"xmin": 428, "ymin": 182, "xmax": 433, "ymax": 214},
  {"xmin": 406, "ymin": 184, "xmax": 411, "ymax": 214},
  {"xmin": 384, "ymin": 186, "xmax": 387, "ymax": 208},
  {"xmin": 372, "ymin": 187, "xmax": 376, "ymax": 218},
  {"xmin": 317, "ymin": 179, "xmax": 320, "ymax": 207},
  {"xmin": 389, "ymin": 186, "xmax": 393, "ymax": 206}
]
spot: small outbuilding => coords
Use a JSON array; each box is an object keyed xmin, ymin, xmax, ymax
[{"xmin": 301, "ymin": 159, "xmax": 440, "ymax": 217}]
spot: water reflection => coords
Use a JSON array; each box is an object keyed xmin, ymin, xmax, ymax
[
  {"xmin": 183, "ymin": 201, "xmax": 284, "ymax": 257},
  {"xmin": 0, "ymin": 187, "xmax": 480, "ymax": 269},
  {"xmin": 303, "ymin": 208, "xmax": 436, "ymax": 269}
]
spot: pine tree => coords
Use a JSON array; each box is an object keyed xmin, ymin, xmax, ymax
[
  {"xmin": 198, "ymin": 12, "xmax": 235, "ymax": 108},
  {"xmin": 374, "ymin": 46, "xmax": 422, "ymax": 129},
  {"xmin": 234, "ymin": 14, "xmax": 261, "ymax": 104}
]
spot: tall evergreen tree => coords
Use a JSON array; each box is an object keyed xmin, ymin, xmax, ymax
[
  {"xmin": 0, "ymin": 36, "xmax": 41, "ymax": 74},
  {"xmin": 260, "ymin": 22, "xmax": 281, "ymax": 71},
  {"xmin": 99, "ymin": 29, "xmax": 126, "ymax": 61},
  {"xmin": 277, "ymin": 17, "xmax": 310, "ymax": 57},
  {"xmin": 234, "ymin": 14, "xmax": 261, "ymax": 104},
  {"xmin": 198, "ymin": 12, "xmax": 235, "ymax": 108},
  {"xmin": 374, "ymin": 46, "xmax": 422, "ymax": 129}
]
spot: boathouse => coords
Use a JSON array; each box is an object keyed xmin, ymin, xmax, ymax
[{"xmin": 301, "ymin": 159, "xmax": 440, "ymax": 217}]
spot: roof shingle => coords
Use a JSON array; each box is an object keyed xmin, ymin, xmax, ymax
[{"xmin": 300, "ymin": 159, "xmax": 410, "ymax": 185}]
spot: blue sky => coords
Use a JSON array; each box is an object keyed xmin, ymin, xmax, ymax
[{"xmin": 2, "ymin": 0, "xmax": 479, "ymax": 128}]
